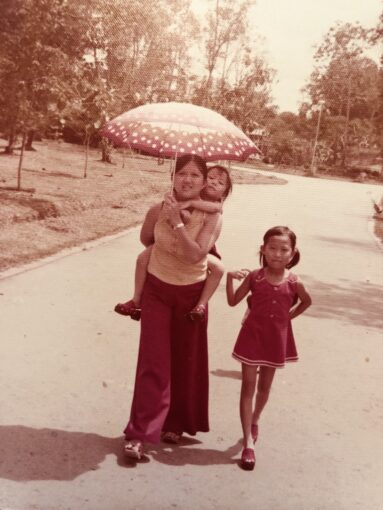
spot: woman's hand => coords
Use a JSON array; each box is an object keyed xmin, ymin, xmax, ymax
[{"xmin": 163, "ymin": 192, "xmax": 183, "ymax": 227}]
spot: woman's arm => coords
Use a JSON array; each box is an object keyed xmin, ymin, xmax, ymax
[
  {"xmin": 163, "ymin": 194, "xmax": 222, "ymax": 263},
  {"xmin": 226, "ymin": 270, "xmax": 251, "ymax": 306},
  {"xmin": 289, "ymin": 280, "xmax": 312, "ymax": 319},
  {"xmin": 140, "ymin": 203, "xmax": 162, "ymax": 247}
]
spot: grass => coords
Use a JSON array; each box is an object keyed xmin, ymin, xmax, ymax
[{"xmin": 0, "ymin": 139, "xmax": 286, "ymax": 273}]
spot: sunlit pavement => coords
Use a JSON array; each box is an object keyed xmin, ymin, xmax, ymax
[{"xmin": 1, "ymin": 173, "xmax": 382, "ymax": 510}]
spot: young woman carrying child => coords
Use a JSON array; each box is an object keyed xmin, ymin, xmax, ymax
[
  {"xmin": 115, "ymin": 164, "xmax": 232, "ymax": 322},
  {"xmin": 226, "ymin": 226, "xmax": 312, "ymax": 471}
]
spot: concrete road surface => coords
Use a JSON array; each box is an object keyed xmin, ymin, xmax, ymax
[{"xmin": 1, "ymin": 171, "xmax": 382, "ymax": 510}]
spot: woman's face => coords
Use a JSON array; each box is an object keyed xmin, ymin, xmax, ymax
[{"xmin": 174, "ymin": 161, "xmax": 205, "ymax": 200}]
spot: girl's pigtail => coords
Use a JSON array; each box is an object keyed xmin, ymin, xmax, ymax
[{"xmin": 287, "ymin": 248, "xmax": 300, "ymax": 269}]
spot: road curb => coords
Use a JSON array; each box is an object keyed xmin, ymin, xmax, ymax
[{"xmin": 0, "ymin": 225, "xmax": 140, "ymax": 281}]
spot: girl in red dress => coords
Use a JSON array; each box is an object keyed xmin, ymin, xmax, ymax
[{"xmin": 226, "ymin": 226, "xmax": 312, "ymax": 471}]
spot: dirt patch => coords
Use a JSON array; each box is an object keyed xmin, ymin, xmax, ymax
[{"xmin": 0, "ymin": 139, "xmax": 285, "ymax": 273}]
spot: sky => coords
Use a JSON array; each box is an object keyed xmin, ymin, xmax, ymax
[{"xmin": 191, "ymin": 0, "xmax": 382, "ymax": 113}]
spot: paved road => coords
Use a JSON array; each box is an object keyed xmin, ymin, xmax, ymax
[{"xmin": 1, "ymin": 172, "xmax": 382, "ymax": 510}]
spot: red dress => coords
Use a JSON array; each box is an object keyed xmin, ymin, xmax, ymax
[{"xmin": 232, "ymin": 268, "xmax": 299, "ymax": 368}]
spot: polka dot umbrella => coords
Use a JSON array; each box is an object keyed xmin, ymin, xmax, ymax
[{"xmin": 99, "ymin": 101, "xmax": 261, "ymax": 162}]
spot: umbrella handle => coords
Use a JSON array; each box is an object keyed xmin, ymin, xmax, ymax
[{"xmin": 170, "ymin": 152, "xmax": 178, "ymax": 194}]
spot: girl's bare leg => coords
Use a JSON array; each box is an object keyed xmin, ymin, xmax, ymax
[
  {"xmin": 240, "ymin": 364, "xmax": 258, "ymax": 449},
  {"xmin": 132, "ymin": 246, "xmax": 152, "ymax": 305},
  {"xmin": 252, "ymin": 366, "xmax": 276, "ymax": 426}
]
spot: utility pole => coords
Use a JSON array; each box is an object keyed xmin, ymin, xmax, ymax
[{"xmin": 310, "ymin": 100, "xmax": 325, "ymax": 175}]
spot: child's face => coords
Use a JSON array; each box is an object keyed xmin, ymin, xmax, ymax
[
  {"xmin": 204, "ymin": 168, "xmax": 228, "ymax": 201},
  {"xmin": 261, "ymin": 235, "xmax": 295, "ymax": 270}
]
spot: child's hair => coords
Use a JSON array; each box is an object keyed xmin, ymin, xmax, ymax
[
  {"xmin": 260, "ymin": 226, "xmax": 300, "ymax": 269},
  {"xmin": 174, "ymin": 154, "xmax": 208, "ymax": 179},
  {"xmin": 207, "ymin": 164, "xmax": 233, "ymax": 200}
]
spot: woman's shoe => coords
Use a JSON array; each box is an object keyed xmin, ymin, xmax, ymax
[
  {"xmin": 251, "ymin": 423, "xmax": 259, "ymax": 443},
  {"xmin": 187, "ymin": 304, "xmax": 206, "ymax": 322},
  {"xmin": 124, "ymin": 440, "xmax": 144, "ymax": 460},
  {"xmin": 161, "ymin": 431, "xmax": 182, "ymax": 444},
  {"xmin": 114, "ymin": 300, "xmax": 141, "ymax": 320},
  {"xmin": 240, "ymin": 448, "xmax": 255, "ymax": 471}
]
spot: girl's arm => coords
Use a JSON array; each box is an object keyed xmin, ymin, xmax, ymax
[
  {"xmin": 179, "ymin": 199, "xmax": 222, "ymax": 214},
  {"xmin": 140, "ymin": 202, "xmax": 162, "ymax": 247},
  {"xmin": 226, "ymin": 270, "xmax": 251, "ymax": 306},
  {"xmin": 164, "ymin": 195, "xmax": 222, "ymax": 263},
  {"xmin": 289, "ymin": 280, "xmax": 312, "ymax": 319}
]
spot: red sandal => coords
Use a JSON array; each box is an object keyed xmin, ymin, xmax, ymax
[
  {"xmin": 240, "ymin": 448, "xmax": 255, "ymax": 471},
  {"xmin": 161, "ymin": 431, "xmax": 182, "ymax": 444},
  {"xmin": 114, "ymin": 300, "xmax": 141, "ymax": 321}
]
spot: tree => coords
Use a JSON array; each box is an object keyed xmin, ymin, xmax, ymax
[
  {"xmin": 306, "ymin": 22, "xmax": 380, "ymax": 166},
  {"xmin": 0, "ymin": 0, "xmax": 88, "ymax": 154},
  {"xmin": 198, "ymin": 0, "xmax": 255, "ymax": 107}
]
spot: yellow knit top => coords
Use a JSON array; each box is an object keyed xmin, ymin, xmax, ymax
[{"xmin": 148, "ymin": 207, "xmax": 208, "ymax": 285}]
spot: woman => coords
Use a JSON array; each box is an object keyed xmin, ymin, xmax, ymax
[{"xmin": 123, "ymin": 154, "xmax": 223, "ymax": 459}]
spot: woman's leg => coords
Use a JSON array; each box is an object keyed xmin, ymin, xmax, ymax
[
  {"xmin": 123, "ymin": 275, "xmax": 173, "ymax": 443},
  {"xmin": 252, "ymin": 366, "xmax": 276, "ymax": 427},
  {"xmin": 240, "ymin": 363, "xmax": 258, "ymax": 449},
  {"xmin": 163, "ymin": 280, "xmax": 209, "ymax": 436}
]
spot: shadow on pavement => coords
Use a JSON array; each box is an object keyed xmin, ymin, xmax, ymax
[
  {"xmin": 303, "ymin": 275, "xmax": 383, "ymax": 330},
  {"xmin": 143, "ymin": 437, "xmax": 242, "ymax": 467},
  {"xmin": 0, "ymin": 425, "xmax": 122, "ymax": 481},
  {"xmin": 210, "ymin": 368, "xmax": 241, "ymax": 380},
  {"xmin": 0, "ymin": 425, "xmax": 242, "ymax": 479}
]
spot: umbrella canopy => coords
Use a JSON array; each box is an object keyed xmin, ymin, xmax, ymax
[{"xmin": 100, "ymin": 102, "xmax": 260, "ymax": 162}]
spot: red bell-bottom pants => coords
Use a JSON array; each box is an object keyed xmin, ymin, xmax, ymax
[{"xmin": 123, "ymin": 273, "xmax": 209, "ymax": 443}]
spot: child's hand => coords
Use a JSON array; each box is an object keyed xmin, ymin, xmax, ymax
[{"xmin": 228, "ymin": 269, "xmax": 250, "ymax": 280}]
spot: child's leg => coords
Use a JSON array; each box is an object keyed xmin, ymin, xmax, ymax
[
  {"xmin": 188, "ymin": 255, "xmax": 224, "ymax": 321},
  {"xmin": 198, "ymin": 254, "xmax": 225, "ymax": 306},
  {"xmin": 114, "ymin": 246, "xmax": 152, "ymax": 318},
  {"xmin": 252, "ymin": 366, "xmax": 276, "ymax": 427},
  {"xmin": 240, "ymin": 363, "xmax": 258, "ymax": 449},
  {"xmin": 132, "ymin": 245, "xmax": 152, "ymax": 305}
]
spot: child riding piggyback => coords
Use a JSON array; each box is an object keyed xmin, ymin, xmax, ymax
[{"xmin": 115, "ymin": 164, "xmax": 232, "ymax": 321}]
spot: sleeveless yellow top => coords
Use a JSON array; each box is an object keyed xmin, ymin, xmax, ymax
[{"xmin": 148, "ymin": 208, "xmax": 208, "ymax": 285}]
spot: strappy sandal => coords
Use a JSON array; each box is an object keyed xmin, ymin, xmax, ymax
[
  {"xmin": 240, "ymin": 448, "xmax": 255, "ymax": 471},
  {"xmin": 114, "ymin": 300, "xmax": 141, "ymax": 321},
  {"xmin": 124, "ymin": 440, "xmax": 144, "ymax": 460},
  {"xmin": 187, "ymin": 304, "xmax": 206, "ymax": 322},
  {"xmin": 161, "ymin": 431, "xmax": 182, "ymax": 444},
  {"xmin": 251, "ymin": 423, "xmax": 259, "ymax": 443}
]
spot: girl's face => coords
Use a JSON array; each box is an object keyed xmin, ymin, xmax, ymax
[
  {"xmin": 204, "ymin": 168, "xmax": 228, "ymax": 201},
  {"xmin": 261, "ymin": 235, "xmax": 295, "ymax": 270},
  {"xmin": 174, "ymin": 161, "xmax": 205, "ymax": 201}
]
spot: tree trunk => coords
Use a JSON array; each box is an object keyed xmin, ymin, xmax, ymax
[
  {"xmin": 5, "ymin": 126, "xmax": 16, "ymax": 154},
  {"xmin": 25, "ymin": 130, "xmax": 36, "ymax": 151},
  {"xmin": 101, "ymin": 139, "xmax": 113, "ymax": 163},
  {"xmin": 17, "ymin": 131, "xmax": 26, "ymax": 190},
  {"xmin": 342, "ymin": 72, "xmax": 352, "ymax": 168}
]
